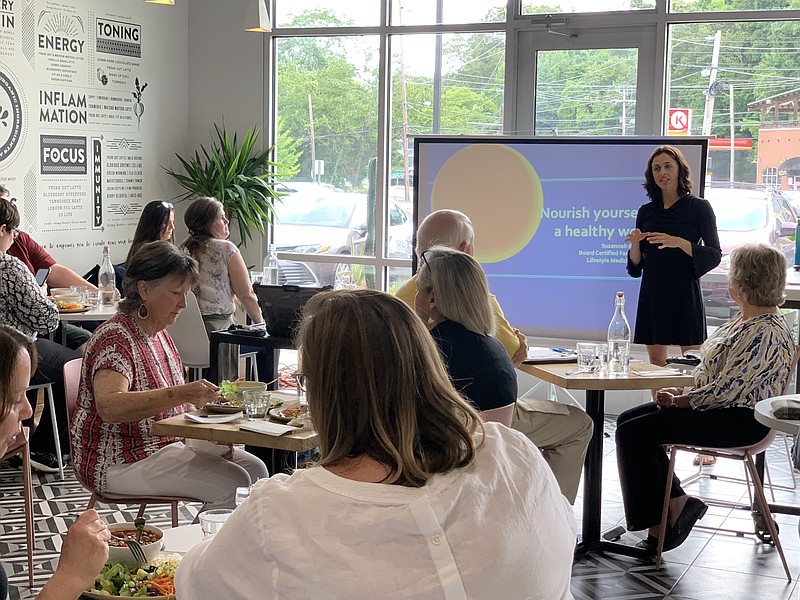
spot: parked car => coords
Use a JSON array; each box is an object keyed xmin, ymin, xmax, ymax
[
  {"xmin": 273, "ymin": 184, "xmax": 413, "ymax": 285},
  {"xmin": 700, "ymin": 187, "xmax": 797, "ymax": 322}
]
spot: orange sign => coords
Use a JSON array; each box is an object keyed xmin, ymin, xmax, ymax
[{"xmin": 667, "ymin": 108, "xmax": 691, "ymax": 135}]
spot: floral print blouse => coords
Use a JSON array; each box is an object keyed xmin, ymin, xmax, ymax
[{"xmin": 687, "ymin": 312, "xmax": 794, "ymax": 410}]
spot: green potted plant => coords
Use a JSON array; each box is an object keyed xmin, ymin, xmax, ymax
[{"xmin": 164, "ymin": 124, "xmax": 283, "ymax": 246}]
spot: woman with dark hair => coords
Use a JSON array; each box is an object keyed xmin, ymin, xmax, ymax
[
  {"xmin": 175, "ymin": 289, "xmax": 576, "ymax": 599},
  {"xmin": 616, "ymin": 244, "xmax": 793, "ymax": 557},
  {"xmin": 125, "ymin": 200, "xmax": 175, "ymax": 265},
  {"xmin": 71, "ymin": 241, "xmax": 268, "ymax": 509},
  {"xmin": 626, "ymin": 145, "xmax": 721, "ymax": 367},
  {"xmin": 0, "ymin": 196, "xmax": 78, "ymax": 472},
  {"xmin": 0, "ymin": 324, "xmax": 112, "ymax": 600},
  {"xmin": 180, "ymin": 197, "xmax": 264, "ymax": 380}
]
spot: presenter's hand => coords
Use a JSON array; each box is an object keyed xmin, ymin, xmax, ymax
[
  {"xmin": 625, "ymin": 228, "xmax": 646, "ymax": 245},
  {"xmin": 511, "ymin": 328, "xmax": 528, "ymax": 367},
  {"xmin": 645, "ymin": 232, "xmax": 690, "ymax": 252}
]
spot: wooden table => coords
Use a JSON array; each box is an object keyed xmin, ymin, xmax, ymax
[
  {"xmin": 207, "ymin": 329, "xmax": 293, "ymax": 386},
  {"xmin": 153, "ymin": 411, "xmax": 318, "ymax": 453},
  {"xmin": 519, "ymin": 361, "xmax": 694, "ymax": 559}
]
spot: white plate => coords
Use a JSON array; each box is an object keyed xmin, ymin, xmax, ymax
[{"xmin": 184, "ymin": 411, "xmax": 242, "ymax": 424}]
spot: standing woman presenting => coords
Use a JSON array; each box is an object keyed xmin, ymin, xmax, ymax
[{"xmin": 626, "ymin": 145, "xmax": 721, "ymax": 367}]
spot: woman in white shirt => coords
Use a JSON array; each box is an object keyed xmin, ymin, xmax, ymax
[
  {"xmin": 175, "ymin": 289, "xmax": 576, "ymax": 600},
  {"xmin": 181, "ymin": 197, "xmax": 264, "ymax": 380}
]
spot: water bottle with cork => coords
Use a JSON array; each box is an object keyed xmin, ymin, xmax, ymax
[
  {"xmin": 607, "ymin": 291, "xmax": 631, "ymax": 375},
  {"xmin": 262, "ymin": 243, "xmax": 279, "ymax": 285},
  {"xmin": 99, "ymin": 244, "xmax": 116, "ymax": 306}
]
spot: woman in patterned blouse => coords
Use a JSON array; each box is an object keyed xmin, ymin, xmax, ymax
[
  {"xmin": 615, "ymin": 243, "xmax": 794, "ymax": 557},
  {"xmin": 71, "ymin": 241, "xmax": 268, "ymax": 509},
  {"xmin": 0, "ymin": 197, "xmax": 78, "ymax": 471}
]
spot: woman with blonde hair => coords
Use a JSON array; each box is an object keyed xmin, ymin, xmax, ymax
[
  {"xmin": 176, "ymin": 289, "xmax": 576, "ymax": 599},
  {"xmin": 415, "ymin": 245, "xmax": 517, "ymax": 412}
]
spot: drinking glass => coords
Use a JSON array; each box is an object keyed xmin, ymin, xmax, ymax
[
  {"xmin": 249, "ymin": 270, "xmax": 262, "ymax": 284},
  {"xmin": 235, "ymin": 486, "xmax": 251, "ymax": 507},
  {"xmin": 576, "ymin": 343, "xmax": 596, "ymax": 372},
  {"xmin": 243, "ymin": 389, "xmax": 270, "ymax": 419},
  {"xmin": 199, "ymin": 509, "xmax": 234, "ymax": 538},
  {"xmin": 596, "ymin": 344, "xmax": 609, "ymax": 373},
  {"xmin": 84, "ymin": 290, "xmax": 100, "ymax": 307},
  {"xmin": 71, "ymin": 285, "xmax": 88, "ymax": 304}
]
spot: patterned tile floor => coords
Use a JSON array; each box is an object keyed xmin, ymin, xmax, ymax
[{"xmin": 2, "ymin": 418, "xmax": 800, "ymax": 599}]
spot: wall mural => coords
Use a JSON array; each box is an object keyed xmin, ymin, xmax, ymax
[{"xmin": 0, "ymin": 0, "xmax": 183, "ymax": 272}]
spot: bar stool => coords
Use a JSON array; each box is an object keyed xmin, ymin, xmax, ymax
[{"xmin": 27, "ymin": 382, "xmax": 64, "ymax": 479}]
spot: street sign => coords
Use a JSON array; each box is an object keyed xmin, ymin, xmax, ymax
[{"xmin": 667, "ymin": 108, "xmax": 691, "ymax": 135}]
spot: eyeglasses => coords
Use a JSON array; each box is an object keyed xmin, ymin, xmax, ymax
[
  {"xmin": 293, "ymin": 371, "xmax": 306, "ymax": 392},
  {"xmin": 419, "ymin": 250, "xmax": 431, "ymax": 272}
]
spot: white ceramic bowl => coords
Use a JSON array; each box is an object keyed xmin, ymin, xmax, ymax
[
  {"xmin": 53, "ymin": 294, "xmax": 82, "ymax": 304},
  {"xmin": 50, "ymin": 288, "xmax": 73, "ymax": 296},
  {"xmin": 106, "ymin": 523, "xmax": 164, "ymax": 567}
]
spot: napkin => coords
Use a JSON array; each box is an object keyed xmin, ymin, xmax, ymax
[
  {"xmin": 239, "ymin": 421, "xmax": 297, "ymax": 436},
  {"xmin": 772, "ymin": 398, "xmax": 800, "ymax": 420},
  {"xmin": 631, "ymin": 368, "xmax": 683, "ymax": 377}
]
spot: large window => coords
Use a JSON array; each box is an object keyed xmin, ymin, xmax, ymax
[{"xmin": 270, "ymin": 1, "xmax": 800, "ymax": 313}]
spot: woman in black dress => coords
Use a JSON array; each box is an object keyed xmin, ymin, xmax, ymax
[{"xmin": 626, "ymin": 145, "xmax": 721, "ymax": 367}]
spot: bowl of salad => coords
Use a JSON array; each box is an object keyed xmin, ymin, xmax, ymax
[{"xmin": 85, "ymin": 554, "xmax": 180, "ymax": 599}]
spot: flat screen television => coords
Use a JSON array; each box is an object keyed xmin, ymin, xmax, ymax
[{"xmin": 413, "ymin": 136, "xmax": 709, "ymax": 340}]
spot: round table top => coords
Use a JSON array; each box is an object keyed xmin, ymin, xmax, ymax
[{"xmin": 754, "ymin": 396, "xmax": 800, "ymax": 436}]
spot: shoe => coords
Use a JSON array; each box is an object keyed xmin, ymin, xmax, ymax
[
  {"xmin": 693, "ymin": 454, "xmax": 716, "ymax": 466},
  {"xmin": 29, "ymin": 451, "xmax": 60, "ymax": 473},
  {"xmin": 663, "ymin": 496, "xmax": 708, "ymax": 552},
  {"xmin": 635, "ymin": 535, "xmax": 658, "ymax": 559}
]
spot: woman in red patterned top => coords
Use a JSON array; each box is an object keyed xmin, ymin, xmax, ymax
[{"xmin": 70, "ymin": 241, "xmax": 268, "ymax": 509}]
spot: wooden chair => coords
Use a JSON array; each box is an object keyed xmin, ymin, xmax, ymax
[
  {"xmin": 654, "ymin": 346, "xmax": 800, "ymax": 581},
  {"xmin": 480, "ymin": 403, "xmax": 516, "ymax": 427},
  {"xmin": 2, "ymin": 428, "xmax": 34, "ymax": 587},
  {"xmin": 64, "ymin": 358, "xmax": 200, "ymax": 527}
]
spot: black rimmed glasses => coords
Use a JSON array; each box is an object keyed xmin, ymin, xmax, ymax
[{"xmin": 419, "ymin": 250, "xmax": 431, "ymax": 272}]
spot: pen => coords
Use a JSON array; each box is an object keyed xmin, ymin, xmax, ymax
[{"xmin": 551, "ymin": 348, "xmax": 571, "ymax": 354}]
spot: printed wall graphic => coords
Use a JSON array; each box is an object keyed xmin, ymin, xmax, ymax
[{"xmin": 0, "ymin": 0, "xmax": 185, "ymax": 271}]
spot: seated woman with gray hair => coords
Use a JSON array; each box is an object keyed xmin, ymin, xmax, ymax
[
  {"xmin": 615, "ymin": 243, "xmax": 795, "ymax": 557},
  {"xmin": 71, "ymin": 241, "xmax": 268, "ymax": 510}
]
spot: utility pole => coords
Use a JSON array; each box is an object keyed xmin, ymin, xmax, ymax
[
  {"xmin": 729, "ymin": 83, "xmax": 735, "ymax": 183},
  {"xmin": 702, "ymin": 30, "xmax": 722, "ymax": 136},
  {"xmin": 307, "ymin": 93, "xmax": 316, "ymax": 182}
]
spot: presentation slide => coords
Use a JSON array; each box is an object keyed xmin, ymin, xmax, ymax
[{"xmin": 414, "ymin": 137, "xmax": 708, "ymax": 340}]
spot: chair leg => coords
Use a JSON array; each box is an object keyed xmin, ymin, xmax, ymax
[
  {"xmin": 656, "ymin": 446, "xmax": 678, "ymax": 569},
  {"xmin": 745, "ymin": 454, "xmax": 792, "ymax": 582},
  {"xmin": 87, "ymin": 494, "xmax": 98, "ymax": 511},
  {"xmin": 171, "ymin": 502, "xmax": 179, "ymax": 527},
  {"xmin": 136, "ymin": 504, "xmax": 147, "ymax": 519},
  {"xmin": 22, "ymin": 443, "xmax": 34, "ymax": 588},
  {"xmin": 44, "ymin": 384, "xmax": 65, "ymax": 480}
]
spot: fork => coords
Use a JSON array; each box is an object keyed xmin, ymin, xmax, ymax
[{"xmin": 118, "ymin": 537, "xmax": 147, "ymax": 565}]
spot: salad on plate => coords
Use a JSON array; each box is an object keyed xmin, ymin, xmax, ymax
[{"xmin": 86, "ymin": 554, "xmax": 180, "ymax": 598}]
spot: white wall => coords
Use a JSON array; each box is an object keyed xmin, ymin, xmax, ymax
[
  {"xmin": 185, "ymin": 0, "xmax": 267, "ymax": 269},
  {"xmin": 0, "ymin": 0, "xmax": 189, "ymax": 273}
]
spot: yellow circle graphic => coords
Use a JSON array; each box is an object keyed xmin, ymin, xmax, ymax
[{"xmin": 431, "ymin": 144, "xmax": 542, "ymax": 263}]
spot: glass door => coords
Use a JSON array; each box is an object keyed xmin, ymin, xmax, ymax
[{"xmin": 511, "ymin": 25, "xmax": 659, "ymax": 136}]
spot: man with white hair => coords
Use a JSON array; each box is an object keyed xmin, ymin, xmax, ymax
[{"xmin": 395, "ymin": 209, "xmax": 592, "ymax": 503}]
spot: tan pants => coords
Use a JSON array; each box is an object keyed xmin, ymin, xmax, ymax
[{"xmin": 512, "ymin": 403, "xmax": 593, "ymax": 504}]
